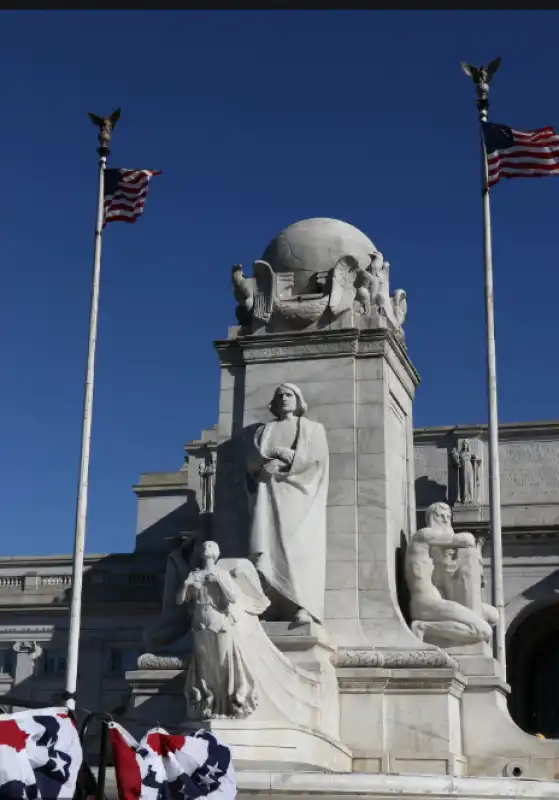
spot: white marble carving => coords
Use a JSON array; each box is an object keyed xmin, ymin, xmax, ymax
[
  {"xmin": 244, "ymin": 384, "xmax": 328, "ymax": 625},
  {"xmin": 13, "ymin": 640, "xmax": 42, "ymax": 660},
  {"xmin": 177, "ymin": 541, "xmax": 268, "ymax": 718},
  {"xmin": 452, "ymin": 440, "xmax": 481, "ymax": 504},
  {"xmin": 405, "ymin": 502, "xmax": 498, "ymax": 647},
  {"xmin": 177, "ymin": 540, "xmax": 328, "ymax": 724},
  {"xmin": 199, "ymin": 452, "xmax": 217, "ymax": 513},
  {"xmin": 231, "ymin": 218, "xmax": 407, "ymax": 334}
]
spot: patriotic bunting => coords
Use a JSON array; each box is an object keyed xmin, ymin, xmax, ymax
[
  {"xmin": 109, "ymin": 722, "xmax": 236, "ymax": 800},
  {"xmin": 0, "ymin": 707, "xmax": 82, "ymax": 798}
]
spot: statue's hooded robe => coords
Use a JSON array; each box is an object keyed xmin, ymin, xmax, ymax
[{"xmin": 244, "ymin": 383, "xmax": 329, "ymax": 623}]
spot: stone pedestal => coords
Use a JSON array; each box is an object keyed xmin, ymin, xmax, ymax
[
  {"xmin": 443, "ymin": 643, "xmax": 559, "ymax": 779},
  {"xmin": 338, "ymin": 666, "xmax": 466, "ymax": 776},
  {"xmin": 126, "ymin": 622, "xmax": 350, "ymax": 772},
  {"xmin": 184, "ymin": 719, "xmax": 351, "ymax": 772},
  {"xmin": 214, "ymin": 327, "xmax": 426, "ymax": 653}
]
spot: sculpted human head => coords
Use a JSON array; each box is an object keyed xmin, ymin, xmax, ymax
[
  {"xmin": 425, "ymin": 502, "xmax": 452, "ymax": 529},
  {"xmin": 269, "ymin": 383, "xmax": 308, "ymax": 420},
  {"xmin": 462, "ymin": 440, "xmax": 471, "ymax": 452},
  {"xmin": 202, "ymin": 540, "xmax": 220, "ymax": 567}
]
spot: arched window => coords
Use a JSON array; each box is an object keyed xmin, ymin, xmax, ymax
[{"xmin": 507, "ymin": 602, "xmax": 559, "ymax": 737}]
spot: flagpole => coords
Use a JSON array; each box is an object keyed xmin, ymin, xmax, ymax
[
  {"xmin": 461, "ymin": 58, "xmax": 506, "ymax": 680},
  {"xmin": 64, "ymin": 109, "xmax": 120, "ymax": 710}
]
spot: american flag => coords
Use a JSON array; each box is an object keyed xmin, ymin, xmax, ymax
[
  {"xmin": 482, "ymin": 122, "xmax": 559, "ymax": 187},
  {"xmin": 104, "ymin": 169, "xmax": 161, "ymax": 226},
  {"xmin": 0, "ymin": 706, "xmax": 82, "ymax": 798},
  {"xmin": 109, "ymin": 722, "xmax": 237, "ymax": 800}
]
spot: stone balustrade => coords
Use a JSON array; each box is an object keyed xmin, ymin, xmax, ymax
[{"xmin": 0, "ymin": 571, "xmax": 164, "ymax": 602}]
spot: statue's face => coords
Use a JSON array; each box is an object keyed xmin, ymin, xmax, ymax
[
  {"xmin": 433, "ymin": 506, "xmax": 452, "ymax": 527},
  {"xmin": 202, "ymin": 541, "xmax": 219, "ymax": 563},
  {"xmin": 274, "ymin": 387, "xmax": 297, "ymax": 417},
  {"xmin": 463, "ymin": 441, "xmax": 470, "ymax": 452}
]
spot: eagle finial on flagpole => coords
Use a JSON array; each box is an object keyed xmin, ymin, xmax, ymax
[
  {"xmin": 460, "ymin": 58, "xmax": 501, "ymax": 121},
  {"xmin": 87, "ymin": 108, "xmax": 121, "ymax": 155}
]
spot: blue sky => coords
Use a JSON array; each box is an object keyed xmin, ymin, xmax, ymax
[{"xmin": 1, "ymin": 10, "xmax": 558, "ymax": 557}]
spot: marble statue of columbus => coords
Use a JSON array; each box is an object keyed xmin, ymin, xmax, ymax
[{"xmin": 244, "ymin": 383, "xmax": 329, "ymax": 626}]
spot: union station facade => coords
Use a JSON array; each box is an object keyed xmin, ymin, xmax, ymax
[{"xmin": 0, "ymin": 419, "xmax": 557, "ymax": 741}]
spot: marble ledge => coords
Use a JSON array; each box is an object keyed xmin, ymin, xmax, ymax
[
  {"xmin": 235, "ymin": 771, "xmax": 559, "ymax": 798},
  {"xmin": 213, "ymin": 327, "xmax": 419, "ymax": 381},
  {"xmin": 336, "ymin": 667, "xmax": 465, "ymax": 697},
  {"xmin": 261, "ymin": 621, "xmax": 333, "ymax": 651},
  {"xmin": 132, "ymin": 471, "xmax": 189, "ymax": 496}
]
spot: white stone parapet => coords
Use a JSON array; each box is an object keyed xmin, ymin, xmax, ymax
[
  {"xmin": 235, "ymin": 771, "xmax": 559, "ymax": 798},
  {"xmin": 100, "ymin": 769, "xmax": 559, "ymax": 800}
]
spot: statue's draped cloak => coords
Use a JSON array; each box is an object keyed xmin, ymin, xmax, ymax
[{"xmin": 245, "ymin": 416, "xmax": 329, "ymax": 623}]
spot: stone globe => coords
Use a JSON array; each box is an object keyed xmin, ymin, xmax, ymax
[{"xmin": 261, "ymin": 218, "xmax": 377, "ymax": 296}]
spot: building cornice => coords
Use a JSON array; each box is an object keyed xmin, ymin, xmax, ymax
[
  {"xmin": 132, "ymin": 471, "xmax": 188, "ymax": 496},
  {"xmin": 414, "ymin": 420, "xmax": 559, "ymax": 442}
]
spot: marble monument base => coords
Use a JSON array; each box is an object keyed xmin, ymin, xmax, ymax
[
  {"xmin": 125, "ymin": 621, "xmax": 350, "ymax": 772},
  {"xmin": 104, "ymin": 768, "xmax": 559, "ymax": 800},
  {"xmin": 183, "ymin": 719, "xmax": 351, "ymax": 772},
  {"xmin": 234, "ymin": 771, "xmax": 559, "ymax": 799},
  {"xmin": 443, "ymin": 643, "xmax": 559, "ymax": 780},
  {"xmin": 123, "ymin": 669, "xmax": 351, "ymax": 773},
  {"xmin": 336, "ymin": 658, "xmax": 467, "ymax": 776}
]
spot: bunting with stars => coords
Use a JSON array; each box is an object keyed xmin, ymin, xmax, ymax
[
  {"xmin": 109, "ymin": 722, "xmax": 237, "ymax": 800},
  {"xmin": 0, "ymin": 706, "xmax": 82, "ymax": 798}
]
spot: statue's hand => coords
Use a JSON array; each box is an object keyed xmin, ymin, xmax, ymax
[
  {"xmin": 455, "ymin": 532, "xmax": 476, "ymax": 548},
  {"xmin": 262, "ymin": 460, "xmax": 282, "ymax": 477},
  {"xmin": 271, "ymin": 447, "xmax": 295, "ymax": 464}
]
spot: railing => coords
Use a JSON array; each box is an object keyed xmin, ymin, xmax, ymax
[
  {"xmin": 0, "ymin": 572, "xmax": 164, "ymax": 595},
  {"xmin": 39, "ymin": 575, "xmax": 73, "ymax": 588},
  {"xmin": 0, "ymin": 576, "xmax": 24, "ymax": 590}
]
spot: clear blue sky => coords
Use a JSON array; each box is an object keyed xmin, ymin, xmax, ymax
[{"xmin": 1, "ymin": 10, "xmax": 557, "ymax": 557}]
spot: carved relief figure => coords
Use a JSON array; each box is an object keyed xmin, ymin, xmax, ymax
[
  {"xmin": 405, "ymin": 502, "xmax": 497, "ymax": 647},
  {"xmin": 452, "ymin": 440, "xmax": 481, "ymax": 504},
  {"xmin": 13, "ymin": 641, "xmax": 42, "ymax": 660},
  {"xmin": 199, "ymin": 452, "xmax": 217, "ymax": 513},
  {"xmin": 244, "ymin": 383, "xmax": 329, "ymax": 625}
]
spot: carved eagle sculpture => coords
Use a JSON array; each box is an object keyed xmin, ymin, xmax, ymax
[
  {"xmin": 252, "ymin": 260, "xmax": 276, "ymax": 323},
  {"xmin": 328, "ymin": 255, "xmax": 361, "ymax": 315},
  {"xmin": 391, "ymin": 289, "xmax": 407, "ymax": 328},
  {"xmin": 460, "ymin": 57, "xmax": 501, "ymax": 86},
  {"xmin": 87, "ymin": 108, "xmax": 121, "ymax": 144},
  {"xmin": 231, "ymin": 264, "xmax": 255, "ymax": 325}
]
